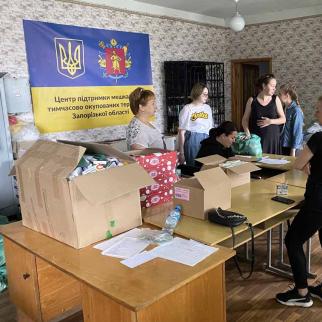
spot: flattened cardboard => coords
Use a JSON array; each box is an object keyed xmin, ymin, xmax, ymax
[
  {"xmin": 13, "ymin": 140, "xmax": 155, "ymax": 248},
  {"xmin": 174, "ymin": 167, "xmax": 231, "ymax": 220}
]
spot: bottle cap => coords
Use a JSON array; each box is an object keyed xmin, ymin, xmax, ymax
[{"xmin": 175, "ymin": 205, "xmax": 182, "ymax": 211}]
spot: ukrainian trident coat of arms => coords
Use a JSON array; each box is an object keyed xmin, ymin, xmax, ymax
[{"xmin": 54, "ymin": 38, "xmax": 85, "ymax": 79}]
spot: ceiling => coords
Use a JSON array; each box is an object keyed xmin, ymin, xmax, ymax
[{"xmin": 74, "ymin": 0, "xmax": 322, "ymax": 26}]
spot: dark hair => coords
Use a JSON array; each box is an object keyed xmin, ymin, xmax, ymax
[
  {"xmin": 190, "ymin": 82, "xmax": 208, "ymax": 101},
  {"xmin": 129, "ymin": 87, "xmax": 155, "ymax": 115},
  {"xmin": 209, "ymin": 121, "xmax": 237, "ymax": 137},
  {"xmin": 257, "ymin": 73, "xmax": 276, "ymax": 91},
  {"xmin": 280, "ymin": 84, "xmax": 300, "ymax": 106}
]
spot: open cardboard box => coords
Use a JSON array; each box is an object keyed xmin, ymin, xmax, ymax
[
  {"xmin": 173, "ymin": 167, "xmax": 231, "ymax": 220},
  {"xmin": 196, "ymin": 154, "xmax": 260, "ymax": 188},
  {"xmin": 11, "ymin": 140, "xmax": 154, "ymax": 248}
]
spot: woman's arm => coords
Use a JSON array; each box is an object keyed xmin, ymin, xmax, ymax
[
  {"xmin": 258, "ymin": 96, "xmax": 286, "ymax": 127},
  {"xmin": 242, "ymin": 97, "xmax": 253, "ymax": 137},
  {"xmin": 293, "ymin": 145, "xmax": 313, "ymax": 174},
  {"xmin": 178, "ymin": 129, "xmax": 186, "ymax": 164},
  {"xmin": 130, "ymin": 143, "xmax": 146, "ymax": 150}
]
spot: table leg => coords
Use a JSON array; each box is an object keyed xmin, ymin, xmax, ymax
[{"xmin": 265, "ymin": 225, "xmax": 316, "ymax": 279}]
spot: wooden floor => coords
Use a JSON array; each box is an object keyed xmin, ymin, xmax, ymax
[
  {"xmin": 226, "ymin": 229, "xmax": 322, "ymax": 322},
  {"xmin": 0, "ymin": 227, "xmax": 321, "ymax": 322}
]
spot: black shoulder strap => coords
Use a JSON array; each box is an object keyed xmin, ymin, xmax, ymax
[{"xmin": 230, "ymin": 222, "xmax": 255, "ymax": 280}]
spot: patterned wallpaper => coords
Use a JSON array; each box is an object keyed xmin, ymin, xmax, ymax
[
  {"xmin": 230, "ymin": 16, "xmax": 322, "ymax": 128},
  {"xmin": 1, "ymin": 0, "xmax": 321, "ymax": 142},
  {"xmin": 0, "ymin": 0, "xmax": 230, "ymax": 142}
]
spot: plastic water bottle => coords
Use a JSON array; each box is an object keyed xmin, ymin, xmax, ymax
[
  {"xmin": 163, "ymin": 205, "xmax": 182, "ymax": 235},
  {"xmin": 153, "ymin": 205, "xmax": 182, "ymax": 243}
]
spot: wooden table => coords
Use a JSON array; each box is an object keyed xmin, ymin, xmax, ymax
[
  {"xmin": 144, "ymin": 180, "xmax": 305, "ymax": 247},
  {"xmin": 266, "ymin": 169, "xmax": 308, "ymax": 188},
  {"xmin": 0, "ymin": 222, "xmax": 235, "ymax": 322}
]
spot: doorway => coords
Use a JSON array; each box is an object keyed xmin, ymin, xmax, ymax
[{"xmin": 231, "ymin": 58, "xmax": 272, "ymax": 130}]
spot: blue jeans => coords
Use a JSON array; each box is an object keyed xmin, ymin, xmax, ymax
[{"xmin": 184, "ymin": 131, "xmax": 208, "ymax": 166}]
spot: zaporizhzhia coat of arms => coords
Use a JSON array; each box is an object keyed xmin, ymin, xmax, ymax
[{"xmin": 98, "ymin": 38, "xmax": 132, "ymax": 83}]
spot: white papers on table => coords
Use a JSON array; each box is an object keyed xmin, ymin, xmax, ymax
[
  {"xmin": 101, "ymin": 237, "xmax": 150, "ymax": 259},
  {"xmin": 121, "ymin": 251, "xmax": 157, "ymax": 268},
  {"xmin": 94, "ymin": 228, "xmax": 142, "ymax": 251},
  {"xmin": 257, "ymin": 158, "xmax": 290, "ymax": 165},
  {"xmin": 150, "ymin": 237, "xmax": 217, "ymax": 266}
]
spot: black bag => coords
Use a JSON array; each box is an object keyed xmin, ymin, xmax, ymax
[
  {"xmin": 208, "ymin": 208, "xmax": 255, "ymax": 279},
  {"xmin": 208, "ymin": 208, "xmax": 247, "ymax": 227}
]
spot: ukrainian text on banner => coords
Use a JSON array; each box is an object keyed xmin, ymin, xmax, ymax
[{"xmin": 23, "ymin": 20, "xmax": 153, "ymax": 133}]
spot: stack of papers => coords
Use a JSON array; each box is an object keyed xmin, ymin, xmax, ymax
[
  {"xmin": 94, "ymin": 230, "xmax": 218, "ymax": 269},
  {"xmin": 147, "ymin": 237, "xmax": 217, "ymax": 267},
  {"xmin": 258, "ymin": 157, "xmax": 290, "ymax": 165}
]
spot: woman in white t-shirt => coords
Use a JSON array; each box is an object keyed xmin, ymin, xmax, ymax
[
  {"xmin": 126, "ymin": 87, "xmax": 165, "ymax": 150},
  {"xmin": 178, "ymin": 83, "xmax": 213, "ymax": 165}
]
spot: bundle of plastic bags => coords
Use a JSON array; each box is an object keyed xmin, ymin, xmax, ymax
[{"xmin": 232, "ymin": 132, "xmax": 262, "ymax": 158}]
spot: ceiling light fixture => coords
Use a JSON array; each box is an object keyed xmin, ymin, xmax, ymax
[{"xmin": 229, "ymin": 0, "xmax": 245, "ymax": 32}]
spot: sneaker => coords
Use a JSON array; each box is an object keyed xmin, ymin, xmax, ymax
[
  {"xmin": 309, "ymin": 283, "xmax": 322, "ymax": 302},
  {"xmin": 276, "ymin": 288, "xmax": 313, "ymax": 307}
]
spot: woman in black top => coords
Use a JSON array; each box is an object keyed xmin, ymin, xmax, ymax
[
  {"xmin": 196, "ymin": 121, "xmax": 237, "ymax": 159},
  {"xmin": 276, "ymin": 96, "xmax": 322, "ymax": 307},
  {"xmin": 242, "ymin": 74, "xmax": 286, "ymax": 154}
]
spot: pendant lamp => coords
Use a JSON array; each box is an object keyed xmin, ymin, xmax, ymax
[{"xmin": 230, "ymin": 0, "xmax": 245, "ymax": 32}]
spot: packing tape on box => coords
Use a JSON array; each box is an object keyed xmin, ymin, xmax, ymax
[{"xmin": 16, "ymin": 167, "xmax": 25, "ymax": 202}]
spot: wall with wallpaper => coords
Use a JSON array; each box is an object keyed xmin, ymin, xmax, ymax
[
  {"xmin": 1, "ymin": 0, "xmax": 321, "ymax": 143},
  {"xmin": 230, "ymin": 16, "xmax": 322, "ymax": 127},
  {"xmin": 0, "ymin": 0, "xmax": 230, "ymax": 142}
]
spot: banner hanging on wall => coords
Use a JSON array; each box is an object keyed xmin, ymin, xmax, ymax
[{"xmin": 23, "ymin": 20, "xmax": 153, "ymax": 133}]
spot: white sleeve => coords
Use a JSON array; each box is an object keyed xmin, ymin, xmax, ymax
[
  {"xmin": 207, "ymin": 105, "xmax": 214, "ymax": 131},
  {"xmin": 178, "ymin": 105, "xmax": 191, "ymax": 130}
]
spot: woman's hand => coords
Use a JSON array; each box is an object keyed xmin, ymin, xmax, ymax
[
  {"xmin": 257, "ymin": 117, "xmax": 271, "ymax": 128},
  {"xmin": 178, "ymin": 152, "xmax": 185, "ymax": 164},
  {"xmin": 303, "ymin": 163, "xmax": 311, "ymax": 175}
]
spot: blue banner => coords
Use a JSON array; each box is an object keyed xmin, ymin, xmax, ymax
[{"xmin": 23, "ymin": 20, "xmax": 153, "ymax": 132}]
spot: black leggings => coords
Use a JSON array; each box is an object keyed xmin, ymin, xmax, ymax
[{"xmin": 285, "ymin": 178, "xmax": 322, "ymax": 289}]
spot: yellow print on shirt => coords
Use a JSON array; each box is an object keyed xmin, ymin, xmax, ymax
[{"xmin": 190, "ymin": 111, "xmax": 208, "ymax": 121}]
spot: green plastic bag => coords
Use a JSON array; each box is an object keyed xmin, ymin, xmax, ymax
[
  {"xmin": 232, "ymin": 132, "xmax": 263, "ymax": 158},
  {"xmin": 0, "ymin": 215, "xmax": 9, "ymax": 293}
]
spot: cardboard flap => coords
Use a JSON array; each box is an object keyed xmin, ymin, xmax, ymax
[
  {"xmin": 194, "ymin": 167, "xmax": 228, "ymax": 189},
  {"xmin": 58, "ymin": 140, "xmax": 134, "ymax": 163},
  {"xmin": 225, "ymin": 162, "xmax": 260, "ymax": 174},
  {"xmin": 73, "ymin": 163, "xmax": 155, "ymax": 204},
  {"xmin": 195, "ymin": 154, "xmax": 226, "ymax": 166},
  {"xmin": 13, "ymin": 140, "xmax": 86, "ymax": 176}
]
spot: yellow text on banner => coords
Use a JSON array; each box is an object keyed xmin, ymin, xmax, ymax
[{"xmin": 31, "ymin": 85, "xmax": 154, "ymax": 133}]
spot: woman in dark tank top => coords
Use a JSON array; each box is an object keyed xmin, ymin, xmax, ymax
[{"xmin": 242, "ymin": 74, "xmax": 286, "ymax": 154}]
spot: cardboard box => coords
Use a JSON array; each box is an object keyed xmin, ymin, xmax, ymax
[
  {"xmin": 12, "ymin": 140, "xmax": 37, "ymax": 159},
  {"xmin": 127, "ymin": 149, "xmax": 178, "ymax": 208},
  {"xmin": 12, "ymin": 140, "xmax": 154, "ymax": 248},
  {"xmin": 173, "ymin": 167, "xmax": 231, "ymax": 220},
  {"xmin": 196, "ymin": 155, "xmax": 260, "ymax": 188}
]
